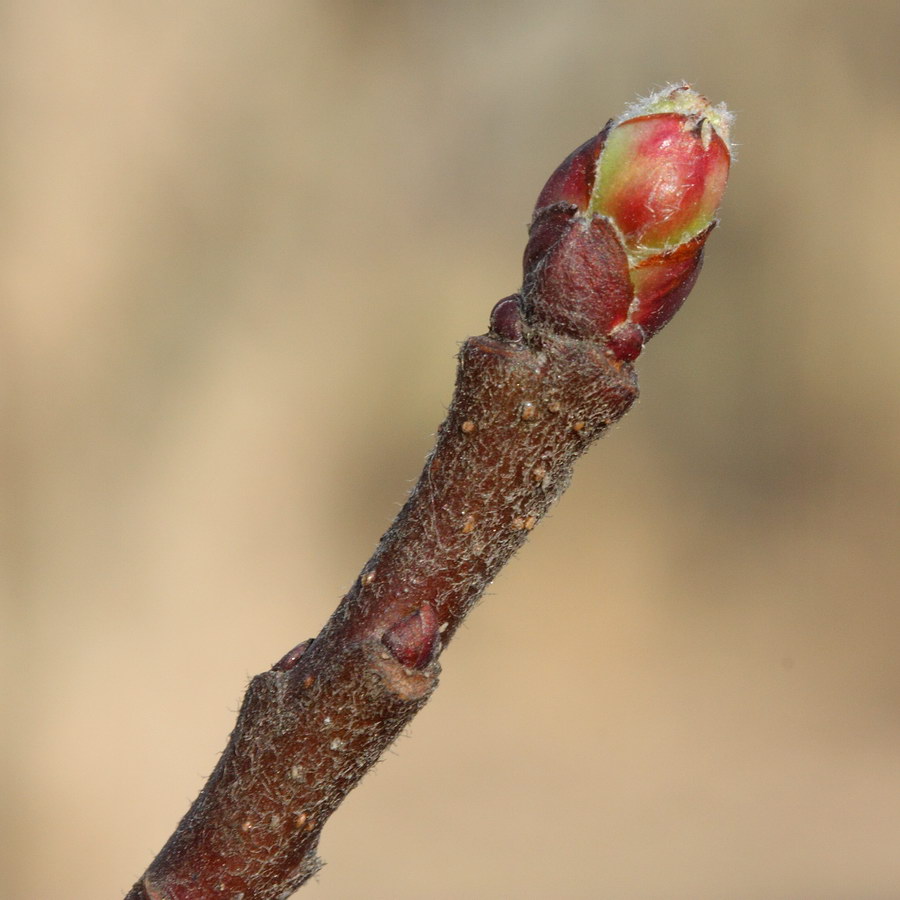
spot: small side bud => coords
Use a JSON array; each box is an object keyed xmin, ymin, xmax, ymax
[
  {"xmin": 272, "ymin": 639, "xmax": 313, "ymax": 672},
  {"xmin": 489, "ymin": 294, "xmax": 525, "ymax": 342},
  {"xmin": 523, "ymin": 84, "xmax": 732, "ymax": 360},
  {"xmin": 381, "ymin": 604, "xmax": 440, "ymax": 670}
]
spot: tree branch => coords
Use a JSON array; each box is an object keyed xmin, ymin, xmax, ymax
[{"xmin": 126, "ymin": 84, "xmax": 732, "ymax": 899}]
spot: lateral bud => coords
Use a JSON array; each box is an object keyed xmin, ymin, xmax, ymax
[
  {"xmin": 272, "ymin": 639, "xmax": 313, "ymax": 672},
  {"xmin": 381, "ymin": 604, "xmax": 441, "ymax": 670},
  {"xmin": 489, "ymin": 294, "xmax": 525, "ymax": 342}
]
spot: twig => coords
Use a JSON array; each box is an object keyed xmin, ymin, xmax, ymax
[{"xmin": 126, "ymin": 84, "xmax": 732, "ymax": 899}]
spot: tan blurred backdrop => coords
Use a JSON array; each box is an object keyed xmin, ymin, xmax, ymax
[{"xmin": 2, "ymin": 2, "xmax": 899, "ymax": 898}]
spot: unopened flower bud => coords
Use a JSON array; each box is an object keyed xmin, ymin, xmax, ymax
[{"xmin": 523, "ymin": 84, "xmax": 732, "ymax": 361}]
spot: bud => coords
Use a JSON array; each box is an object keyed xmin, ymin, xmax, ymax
[
  {"xmin": 381, "ymin": 604, "xmax": 440, "ymax": 670},
  {"xmin": 523, "ymin": 84, "xmax": 732, "ymax": 361}
]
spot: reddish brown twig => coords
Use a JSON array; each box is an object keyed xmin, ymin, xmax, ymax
[{"xmin": 127, "ymin": 85, "xmax": 731, "ymax": 899}]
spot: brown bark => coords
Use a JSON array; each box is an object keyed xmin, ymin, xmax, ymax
[{"xmin": 126, "ymin": 309, "xmax": 638, "ymax": 899}]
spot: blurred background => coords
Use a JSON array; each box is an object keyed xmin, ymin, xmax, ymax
[{"xmin": 2, "ymin": 2, "xmax": 899, "ymax": 897}]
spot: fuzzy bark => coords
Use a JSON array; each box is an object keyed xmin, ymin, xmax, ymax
[{"xmin": 126, "ymin": 315, "xmax": 638, "ymax": 900}]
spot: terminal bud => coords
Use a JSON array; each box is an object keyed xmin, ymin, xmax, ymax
[{"xmin": 523, "ymin": 84, "xmax": 732, "ymax": 361}]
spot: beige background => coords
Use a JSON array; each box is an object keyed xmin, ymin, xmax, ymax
[{"xmin": 3, "ymin": 2, "xmax": 899, "ymax": 898}]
